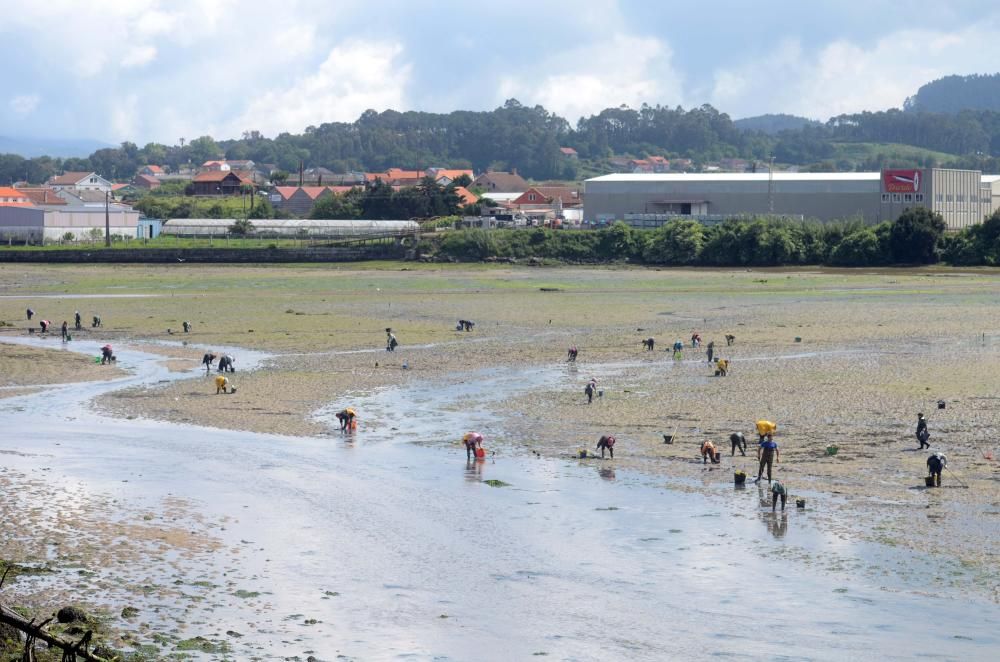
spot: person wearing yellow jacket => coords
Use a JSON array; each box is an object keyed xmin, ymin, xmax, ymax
[{"xmin": 215, "ymin": 375, "xmax": 230, "ymax": 394}]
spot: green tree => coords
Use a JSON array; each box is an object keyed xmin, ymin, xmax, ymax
[
  {"xmin": 248, "ymin": 198, "xmax": 275, "ymax": 219},
  {"xmin": 598, "ymin": 221, "xmax": 637, "ymax": 259},
  {"xmin": 829, "ymin": 229, "xmax": 883, "ymax": 266},
  {"xmin": 643, "ymin": 219, "xmax": 705, "ymax": 264},
  {"xmin": 889, "ymin": 208, "xmax": 946, "ymax": 263},
  {"xmin": 188, "ymin": 136, "xmax": 222, "ymax": 165},
  {"xmin": 310, "ymin": 191, "xmax": 361, "ymax": 219},
  {"xmin": 228, "ymin": 218, "xmax": 255, "ymax": 235}
]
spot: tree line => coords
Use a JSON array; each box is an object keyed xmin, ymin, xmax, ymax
[
  {"xmin": 425, "ymin": 207, "xmax": 1000, "ymax": 267},
  {"xmin": 12, "ymin": 97, "xmax": 1000, "ymax": 186}
]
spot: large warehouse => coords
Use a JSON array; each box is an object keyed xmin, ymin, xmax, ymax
[
  {"xmin": 0, "ymin": 205, "xmax": 139, "ymax": 241},
  {"xmin": 584, "ymin": 169, "xmax": 1000, "ymax": 230}
]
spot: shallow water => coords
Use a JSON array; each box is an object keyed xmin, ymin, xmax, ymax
[{"xmin": 1, "ymin": 338, "xmax": 998, "ymax": 660}]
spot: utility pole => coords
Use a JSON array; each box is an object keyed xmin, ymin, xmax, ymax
[
  {"xmin": 105, "ymin": 189, "xmax": 111, "ymax": 247},
  {"xmin": 768, "ymin": 156, "xmax": 775, "ymax": 215}
]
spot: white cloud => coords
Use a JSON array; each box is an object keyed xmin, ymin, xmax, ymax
[
  {"xmin": 122, "ymin": 46, "xmax": 158, "ymax": 69},
  {"xmin": 9, "ymin": 94, "xmax": 40, "ymax": 115},
  {"xmin": 710, "ymin": 25, "xmax": 1000, "ymax": 119},
  {"xmin": 498, "ymin": 33, "xmax": 684, "ymax": 123},
  {"xmin": 227, "ymin": 40, "xmax": 411, "ymax": 137}
]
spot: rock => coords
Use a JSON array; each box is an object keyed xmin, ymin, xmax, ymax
[
  {"xmin": 56, "ymin": 605, "xmax": 90, "ymax": 624},
  {"xmin": 121, "ymin": 606, "xmax": 140, "ymax": 619}
]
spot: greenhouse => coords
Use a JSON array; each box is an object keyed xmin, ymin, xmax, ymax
[{"xmin": 161, "ymin": 218, "xmax": 420, "ymax": 238}]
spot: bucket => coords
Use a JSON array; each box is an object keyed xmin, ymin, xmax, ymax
[
  {"xmin": 924, "ymin": 475, "xmax": 935, "ymax": 487},
  {"xmin": 475, "ymin": 448, "xmax": 486, "ymax": 459},
  {"xmin": 713, "ymin": 451, "xmax": 721, "ymax": 463},
  {"xmin": 662, "ymin": 435, "xmax": 673, "ymax": 444},
  {"xmin": 796, "ymin": 499, "xmax": 806, "ymax": 508},
  {"xmin": 826, "ymin": 445, "xmax": 839, "ymax": 456},
  {"xmin": 937, "ymin": 400, "xmax": 946, "ymax": 409},
  {"xmin": 578, "ymin": 449, "xmax": 588, "ymax": 459},
  {"xmin": 598, "ymin": 390, "xmax": 604, "ymax": 397},
  {"xmin": 734, "ymin": 471, "xmax": 747, "ymax": 485},
  {"xmin": 794, "ymin": 337, "xmax": 802, "ymax": 343}
]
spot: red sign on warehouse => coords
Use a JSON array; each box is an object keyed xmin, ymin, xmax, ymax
[{"xmin": 883, "ymin": 169, "xmax": 921, "ymax": 193}]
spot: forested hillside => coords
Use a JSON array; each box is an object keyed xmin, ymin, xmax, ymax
[
  {"xmin": 8, "ymin": 82, "xmax": 1000, "ymax": 185},
  {"xmin": 904, "ymin": 74, "xmax": 1000, "ymax": 114}
]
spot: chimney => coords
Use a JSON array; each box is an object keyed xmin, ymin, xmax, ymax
[
  {"xmin": 299, "ymin": 160, "xmax": 304, "ymax": 187},
  {"xmin": 512, "ymin": 168, "xmax": 518, "ymax": 176}
]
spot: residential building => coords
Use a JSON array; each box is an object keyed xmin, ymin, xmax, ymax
[
  {"xmin": 16, "ymin": 187, "xmax": 67, "ymax": 206},
  {"xmin": 133, "ymin": 174, "xmax": 162, "ymax": 190},
  {"xmin": 56, "ymin": 189, "xmax": 114, "ymax": 206},
  {"xmin": 47, "ymin": 171, "xmax": 112, "ymax": 193},
  {"xmin": 427, "ymin": 168, "xmax": 474, "ymax": 185},
  {"xmin": 200, "ymin": 160, "xmax": 230, "ymax": 172},
  {"xmin": 559, "ymin": 147, "xmax": 578, "ymax": 159},
  {"xmin": 512, "ymin": 186, "xmax": 583, "ymax": 211},
  {"xmin": 0, "ymin": 187, "xmax": 32, "ymax": 206},
  {"xmin": 719, "ymin": 158, "xmax": 749, "ymax": 172},
  {"xmin": 453, "ymin": 186, "xmax": 479, "ymax": 206},
  {"xmin": 190, "ymin": 171, "xmax": 254, "ymax": 195},
  {"xmin": 226, "ymin": 159, "xmax": 256, "ymax": 171},
  {"xmin": 138, "ymin": 165, "xmax": 165, "ymax": 177},
  {"xmin": 472, "ymin": 170, "xmax": 529, "ymax": 193}
]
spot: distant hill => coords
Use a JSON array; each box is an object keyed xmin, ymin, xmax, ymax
[
  {"xmin": 734, "ymin": 114, "xmax": 820, "ymax": 134},
  {"xmin": 0, "ymin": 135, "xmax": 112, "ymax": 158},
  {"xmin": 904, "ymin": 73, "xmax": 1000, "ymax": 113}
]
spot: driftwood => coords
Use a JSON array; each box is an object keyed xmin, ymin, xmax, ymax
[
  {"xmin": 0, "ymin": 569, "xmax": 111, "ymax": 662},
  {"xmin": 0, "ymin": 604, "xmax": 110, "ymax": 662}
]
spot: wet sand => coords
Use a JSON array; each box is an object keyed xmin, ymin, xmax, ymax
[
  {"xmin": 0, "ymin": 339, "xmax": 126, "ymax": 396},
  {"xmin": 1, "ymin": 264, "xmax": 1000, "ymax": 657}
]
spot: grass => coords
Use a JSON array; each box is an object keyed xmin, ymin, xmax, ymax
[
  {"xmin": 0, "ymin": 235, "xmax": 355, "ymax": 251},
  {"xmin": 830, "ymin": 142, "xmax": 957, "ymax": 166}
]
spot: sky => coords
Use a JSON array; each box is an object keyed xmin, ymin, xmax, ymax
[{"xmin": 3, "ymin": 0, "xmax": 1000, "ymax": 145}]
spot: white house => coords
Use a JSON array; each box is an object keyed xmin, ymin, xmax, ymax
[{"xmin": 47, "ymin": 171, "xmax": 113, "ymax": 193}]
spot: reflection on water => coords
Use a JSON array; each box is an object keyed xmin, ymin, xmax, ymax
[
  {"xmin": 765, "ymin": 512, "xmax": 788, "ymax": 539},
  {"xmin": 465, "ymin": 458, "xmax": 485, "ymax": 482},
  {"xmin": 598, "ymin": 467, "xmax": 616, "ymax": 481}
]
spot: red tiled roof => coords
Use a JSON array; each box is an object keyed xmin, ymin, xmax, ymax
[
  {"xmin": 276, "ymin": 185, "xmax": 360, "ymax": 201},
  {"xmin": 513, "ymin": 186, "xmax": 582, "ymax": 206},
  {"xmin": 112, "ymin": 183, "xmax": 130, "ymax": 191},
  {"xmin": 0, "ymin": 186, "xmax": 33, "ymax": 206},
  {"xmin": 453, "ymin": 186, "xmax": 479, "ymax": 206},
  {"xmin": 17, "ymin": 187, "xmax": 67, "ymax": 205},
  {"xmin": 275, "ymin": 186, "xmax": 299, "ymax": 200},
  {"xmin": 559, "ymin": 147, "xmax": 577, "ymax": 155},
  {"xmin": 145, "ymin": 165, "xmax": 164, "ymax": 173},
  {"xmin": 385, "ymin": 168, "xmax": 425, "ymax": 181}
]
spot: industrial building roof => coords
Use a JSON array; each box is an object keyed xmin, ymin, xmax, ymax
[{"xmin": 587, "ymin": 173, "xmax": 881, "ymax": 183}]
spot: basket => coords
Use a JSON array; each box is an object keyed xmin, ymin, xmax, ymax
[
  {"xmin": 796, "ymin": 499, "xmax": 806, "ymax": 508},
  {"xmin": 925, "ymin": 475, "xmax": 935, "ymax": 487},
  {"xmin": 662, "ymin": 435, "xmax": 673, "ymax": 444},
  {"xmin": 734, "ymin": 471, "xmax": 747, "ymax": 485},
  {"xmin": 825, "ymin": 445, "xmax": 839, "ymax": 456}
]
